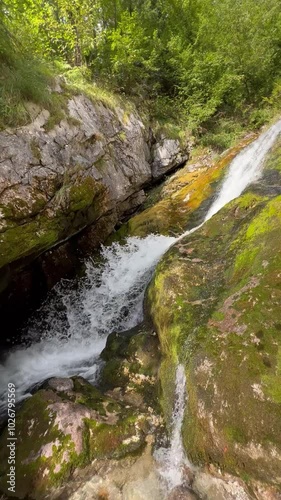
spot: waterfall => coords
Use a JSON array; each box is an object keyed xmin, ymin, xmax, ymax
[
  {"xmin": 1, "ymin": 118, "xmax": 281, "ymax": 435},
  {"xmin": 154, "ymin": 365, "xmax": 192, "ymax": 491},
  {"xmin": 0, "ymin": 234, "xmax": 176, "ymax": 414},
  {"xmin": 154, "ymin": 118, "xmax": 281, "ymax": 491},
  {"xmin": 205, "ymin": 119, "xmax": 281, "ymax": 221}
]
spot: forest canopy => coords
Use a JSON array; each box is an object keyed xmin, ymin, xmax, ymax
[{"xmin": 1, "ymin": 0, "xmax": 281, "ymax": 136}]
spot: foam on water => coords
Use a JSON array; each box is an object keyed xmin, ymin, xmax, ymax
[
  {"xmin": 155, "ymin": 364, "xmax": 192, "ymax": 491},
  {"xmin": 0, "ymin": 235, "xmax": 176, "ymax": 413},
  {"xmin": 205, "ymin": 119, "xmax": 281, "ymax": 221},
  {"xmin": 1, "ymin": 118, "xmax": 281, "ymax": 485}
]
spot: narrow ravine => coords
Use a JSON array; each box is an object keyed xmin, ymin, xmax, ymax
[
  {"xmin": 0, "ymin": 118, "xmax": 281, "ymax": 426},
  {"xmin": 0, "ymin": 235, "xmax": 176, "ymax": 414}
]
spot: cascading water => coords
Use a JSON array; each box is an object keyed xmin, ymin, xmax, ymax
[
  {"xmin": 155, "ymin": 365, "xmax": 192, "ymax": 491},
  {"xmin": 0, "ymin": 235, "xmax": 176, "ymax": 414},
  {"xmin": 153, "ymin": 118, "xmax": 281, "ymax": 490},
  {"xmin": 205, "ymin": 119, "xmax": 281, "ymax": 221},
  {"xmin": 0, "ymin": 119, "xmax": 281, "ymax": 479}
]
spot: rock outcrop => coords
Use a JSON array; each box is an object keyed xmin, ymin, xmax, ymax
[
  {"xmin": 111, "ymin": 135, "xmax": 255, "ymax": 240},
  {"xmin": 152, "ymin": 137, "xmax": 188, "ymax": 179},
  {"xmin": 0, "ymin": 375, "xmax": 158, "ymax": 498},
  {"xmin": 147, "ymin": 139, "xmax": 281, "ymax": 495},
  {"xmin": 0, "ymin": 321, "xmax": 163, "ymax": 498},
  {"xmin": 0, "ymin": 94, "xmax": 175, "ymax": 271},
  {"xmin": 0, "ymin": 93, "xmax": 188, "ymax": 332}
]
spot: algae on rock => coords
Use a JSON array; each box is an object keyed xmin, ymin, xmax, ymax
[
  {"xmin": 112, "ymin": 136, "xmax": 255, "ymax": 241},
  {"xmin": 147, "ymin": 188, "xmax": 281, "ymax": 488},
  {"xmin": 0, "ymin": 375, "xmax": 156, "ymax": 498}
]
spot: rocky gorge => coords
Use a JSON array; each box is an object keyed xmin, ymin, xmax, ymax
[
  {"xmin": 0, "ymin": 93, "xmax": 281, "ymax": 500},
  {"xmin": 0, "ymin": 92, "xmax": 187, "ymax": 337}
]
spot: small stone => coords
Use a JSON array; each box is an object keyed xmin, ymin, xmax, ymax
[{"xmin": 47, "ymin": 377, "xmax": 74, "ymax": 392}]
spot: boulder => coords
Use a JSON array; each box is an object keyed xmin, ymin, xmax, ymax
[
  {"xmin": 0, "ymin": 376, "xmax": 156, "ymax": 498},
  {"xmin": 152, "ymin": 138, "xmax": 188, "ymax": 179},
  {"xmin": 147, "ymin": 150, "xmax": 281, "ymax": 493},
  {"xmin": 100, "ymin": 322, "xmax": 161, "ymax": 412}
]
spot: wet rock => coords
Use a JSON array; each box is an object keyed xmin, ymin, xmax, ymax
[
  {"xmin": 0, "ymin": 376, "xmax": 155, "ymax": 498},
  {"xmin": 117, "ymin": 136, "xmax": 254, "ymax": 239},
  {"xmin": 100, "ymin": 322, "xmax": 161, "ymax": 411},
  {"xmin": 147, "ymin": 186, "xmax": 281, "ymax": 488},
  {"xmin": 47, "ymin": 377, "xmax": 74, "ymax": 392},
  {"xmin": 193, "ymin": 471, "xmax": 251, "ymax": 500},
  {"xmin": 75, "ymin": 210, "xmax": 119, "ymax": 255},
  {"xmin": 168, "ymin": 485, "xmax": 199, "ymax": 500},
  {"xmin": 122, "ymin": 472, "xmax": 163, "ymax": 500},
  {"xmin": 42, "ymin": 432, "xmax": 163, "ymax": 500}
]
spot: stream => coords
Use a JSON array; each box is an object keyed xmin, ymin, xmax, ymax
[{"xmin": 1, "ymin": 118, "xmax": 281, "ymax": 491}]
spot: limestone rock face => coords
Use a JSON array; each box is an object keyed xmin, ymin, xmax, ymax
[
  {"xmin": 147, "ymin": 146, "xmax": 281, "ymax": 493},
  {"xmin": 0, "ymin": 96, "xmax": 146, "ymax": 271},
  {"xmin": 152, "ymin": 138, "xmax": 188, "ymax": 179},
  {"xmin": 112, "ymin": 136, "xmax": 254, "ymax": 240},
  {"xmin": 0, "ymin": 95, "xmax": 187, "ymax": 274}
]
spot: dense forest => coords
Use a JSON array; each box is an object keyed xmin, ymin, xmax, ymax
[{"xmin": 1, "ymin": 0, "xmax": 281, "ymax": 147}]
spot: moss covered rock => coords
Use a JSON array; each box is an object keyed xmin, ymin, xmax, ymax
[
  {"xmin": 100, "ymin": 322, "xmax": 161, "ymax": 412},
  {"xmin": 113, "ymin": 136, "xmax": 255, "ymax": 240},
  {"xmin": 147, "ymin": 188, "xmax": 281, "ymax": 489},
  {"xmin": 0, "ymin": 376, "xmax": 151, "ymax": 498}
]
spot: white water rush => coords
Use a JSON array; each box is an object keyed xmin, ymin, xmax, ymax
[
  {"xmin": 205, "ymin": 119, "xmax": 281, "ymax": 220},
  {"xmin": 0, "ymin": 118, "xmax": 281, "ymax": 484},
  {"xmin": 0, "ymin": 234, "xmax": 176, "ymax": 413},
  {"xmin": 155, "ymin": 364, "xmax": 192, "ymax": 491}
]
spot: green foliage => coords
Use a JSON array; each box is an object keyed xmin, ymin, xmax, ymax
[
  {"xmin": 0, "ymin": 55, "xmax": 52, "ymax": 128},
  {"xmin": 199, "ymin": 118, "xmax": 245, "ymax": 152},
  {"xmin": 1, "ymin": 0, "xmax": 281, "ymax": 132},
  {"xmin": 0, "ymin": 4, "xmax": 53, "ymax": 128}
]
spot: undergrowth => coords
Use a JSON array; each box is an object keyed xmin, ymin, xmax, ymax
[
  {"xmin": 0, "ymin": 45, "xmax": 54, "ymax": 129},
  {"xmin": 0, "ymin": 51, "xmax": 280, "ymax": 153}
]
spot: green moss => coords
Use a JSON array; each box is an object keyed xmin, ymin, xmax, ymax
[
  {"xmin": 230, "ymin": 195, "xmax": 281, "ymax": 281},
  {"xmin": 68, "ymin": 177, "xmax": 101, "ymax": 212},
  {"xmin": 262, "ymin": 348, "xmax": 281, "ymax": 403},
  {"xmin": 0, "ymin": 218, "xmax": 59, "ymax": 267},
  {"xmin": 224, "ymin": 426, "xmax": 248, "ymax": 445},
  {"xmin": 0, "ymin": 390, "xmax": 83, "ymax": 497},
  {"xmin": 245, "ymin": 196, "xmax": 281, "ymax": 239},
  {"xmin": 100, "ymin": 358, "xmax": 129, "ymax": 388},
  {"xmin": 118, "ymin": 131, "xmax": 126, "ymax": 141},
  {"xmin": 147, "ymin": 189, "xmax": 281, "ymax": 484},
  {"xmin": 87, "ymin": 413, "xmax": 146, "ymax": 460},
  {"xmin": 0, "ymin": 174, "xmax": 106, "ymax": 269},
  {"xmin": 0, "ymin": 371, "xmax": 153, "ymax": 499},
  {"xmin": 95, "ymin": 157, "xmax": 107, "ymax": 171},
  {"xmin": 212, "ymin": 311, "xmax": 225, "ymax": 321},
  {"xmin": 263, "ymin": 135, "xmax": 281, "ymax": 172},
  {"xmin": 234, "ymin": 192, "xmax": 266, "ymax": 210},
  {"xmin": 120, "ymin": 138, "xmax": 254, "ymax": 239}
]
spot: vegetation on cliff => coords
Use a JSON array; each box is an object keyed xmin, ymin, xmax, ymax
[
  {"xmin": 1, "ymin": 0, "xmax": 281, "ymax": 146},
  {"xmin": 1, "ymin": 1, "xmax": 281, "ymax": 497}
]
